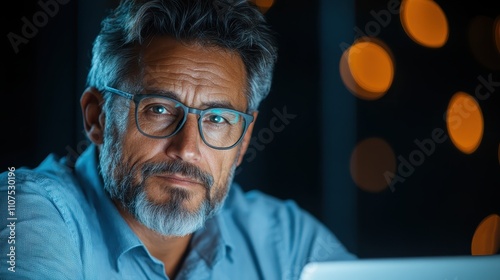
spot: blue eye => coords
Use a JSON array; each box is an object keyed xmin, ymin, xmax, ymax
[
  {"xmin": 209, "ymin": 114, "xmax": 225, "ymax": 124},
  {"xmin": 151, "ymin": 105, "xmax": 167, "ymax": 114}
]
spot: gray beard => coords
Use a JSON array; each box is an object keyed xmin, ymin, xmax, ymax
[{"xmin": 98, "ymin": 123, "xmax": 238, "ymax": 236}]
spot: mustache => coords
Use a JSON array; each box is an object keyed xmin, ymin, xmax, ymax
[{"xmin": 141, "ymin": 160, "xmax": 214, "ymax": 189}]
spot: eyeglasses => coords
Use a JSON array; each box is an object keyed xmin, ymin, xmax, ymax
[{"xmin": 104, "ymin": 86, "xmax": 254, "ymax": 150}]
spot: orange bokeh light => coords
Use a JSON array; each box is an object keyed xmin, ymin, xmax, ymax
[
  {"xmin": 446, "ymin": 92, "xmax": 484, "ymax": 154},
  {"xmin": 471, "ymin": 214, "xmax": 500, "ymax": 255},
  {"xmin": 468, "ymin": 15, "xmax": 500, "ymax": 71},
  {"xmin": 340, "ymin": 38, "xmax": 394, "ymax": 100},
  {"xmin": 251, "ymin": 0, "xmax": 274, "ymax": 13},
  {"xmin": 350, "ymin": 137, "xmax": 396, "ymax": 192},
  {"xmin": 400, "ymin": 0, "xmax": 448, "ymax": 48}
]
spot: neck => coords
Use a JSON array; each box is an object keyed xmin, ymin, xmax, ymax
[{"xmin": 114, "ymin": 201, "xmax": 192, "ymax": 279}]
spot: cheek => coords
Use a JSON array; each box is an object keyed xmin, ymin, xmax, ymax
[
  {"xmin": 208, "ymin": 150, "xmax": 238, "ymax": 185},
  {"xmin": 119, "ymin": 114, "xmax": 162, "ymax": 170},
  {"xmin": 122, "ymin": 136, "xmax": 164, "ymax": 169}
]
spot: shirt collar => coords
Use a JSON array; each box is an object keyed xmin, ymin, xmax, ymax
[
  {"xmin": 74, "ymin": 144, "xmax": 143, "ymax": 270},
  {"xmin": 189, "ymin": 188, "xmax": 236, "ymax": 267}
]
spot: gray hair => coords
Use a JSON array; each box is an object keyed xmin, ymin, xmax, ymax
[{"xmin": 86, "ymin": 0, "xmax": 278, "ymax": 112}]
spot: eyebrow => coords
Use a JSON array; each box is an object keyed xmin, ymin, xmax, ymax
[{"xmin": 145, "ymin": 89, "xmax": 238, "ymax": 111}]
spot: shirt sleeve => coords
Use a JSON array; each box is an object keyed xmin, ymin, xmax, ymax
[
  {"xmin": 280, "ymin": 200, "xmax": 357, "ymax": 280},
  {"xmin": 0, "ymin": 171, "xmax": 83, "ymax": 280}
]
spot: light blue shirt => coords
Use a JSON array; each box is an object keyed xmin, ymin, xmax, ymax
[{"xmin": 0, "ymin": 144, "xmax": 356, "ymax": 279}]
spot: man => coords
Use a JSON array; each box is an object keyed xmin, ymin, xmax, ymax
[{"xmin": 0, "ymin": 0, "xmax": 356, "ymax": 279}]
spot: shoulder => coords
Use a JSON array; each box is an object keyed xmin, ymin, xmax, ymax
[
  {"xmin": 1, "ymin": 154, "xmax": 86, "ymax": 212},
  {"xmin": 223, "ymin": 182, "xmax": 356, "ymax": 256},
  {"xmin": 1, "ymin": 154, "xmax": 76, "ymax": 193},
  {"xmin": 0, "ymin": 155, "xmax": 88, "ymax": 279},
  {"xmin": 221, "ymin": 183, "xmax": 317, "ymax": 245},
  {"xmin": 223, "ymin": 183, "xmax": 307, "ymax": 226},
  {"xmin": 0, "ymin": 153, "xmax": 88, "ymax": 228},
  {"xmin": 1, "ymin": 153, "xmax": 91, "ymax": 226}
]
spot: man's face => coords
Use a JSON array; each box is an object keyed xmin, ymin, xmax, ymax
[{"xmin": 99, "ymin": 36, "xmax": 251, "ymax": 236}]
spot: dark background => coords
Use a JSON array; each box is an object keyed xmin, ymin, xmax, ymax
[{"xmin": 2, "ymin": 0, "xmax": 500, "ymax": 258}]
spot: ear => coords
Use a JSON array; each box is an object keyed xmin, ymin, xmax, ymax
[
  {"xmin": 236, "ymin": 111, "xmax": 258, "ymax": 166},
  {"xmin": 80, "ymin": 87, "xmax": 105, "ymax": 145}
]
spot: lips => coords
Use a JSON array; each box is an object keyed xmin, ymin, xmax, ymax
[{"xmin": 155, "ymin": 174, "xmax": 204, "ymax": 188}]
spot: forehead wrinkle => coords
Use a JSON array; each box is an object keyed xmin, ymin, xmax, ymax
[
  {"xmin": 143, "ymin": 62, "xmax": 245, "ymax": 110},
  {"xmin": 144, "ymin": 80, "xmax": 242, "ymax": 111},
  {"xmin": 157, "ymin": 68, "xmax": 230, "ymax": 88},
  {"xmin": 150, "ymin": 72, "xmax": 235, "ymax": 95},
  {"xmin": 145, "ymin": 57, "xmax": 236, "ymax": 86}
]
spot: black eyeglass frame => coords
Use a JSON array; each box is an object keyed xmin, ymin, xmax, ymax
[{"xmin": 104, "ymin": 86, "xmax": 254, "ymax": 150}]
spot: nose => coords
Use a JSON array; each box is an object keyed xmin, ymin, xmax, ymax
[{"xmin": 164, "ymin": 114, "xmax": 202, "ymax": 162}]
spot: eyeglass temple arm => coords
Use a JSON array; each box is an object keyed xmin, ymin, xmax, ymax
[{"xmin": 104, "ymin": 86, "xmax": 134, "ymax": 100}]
